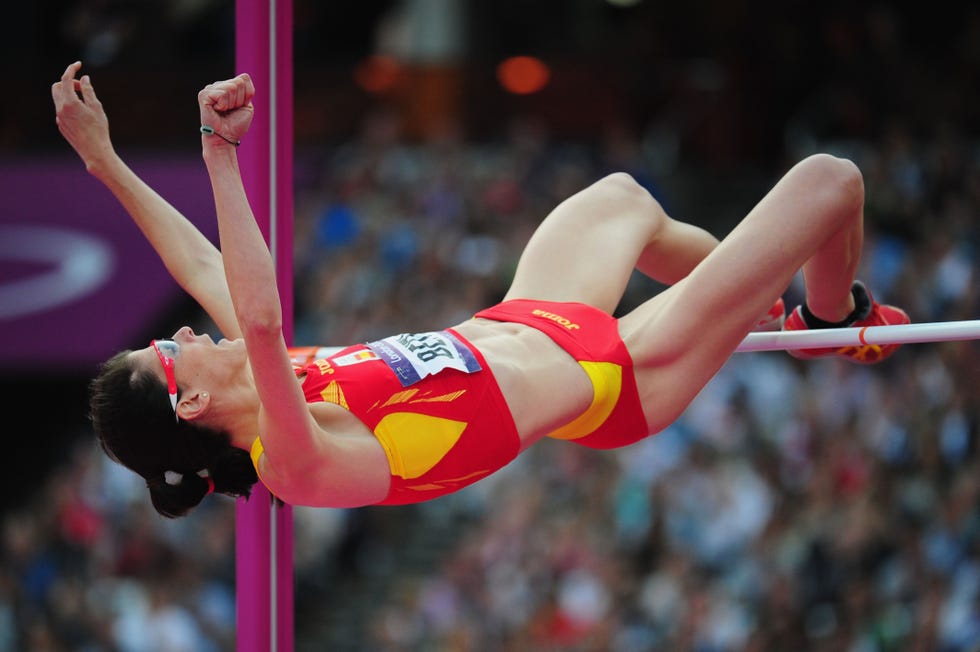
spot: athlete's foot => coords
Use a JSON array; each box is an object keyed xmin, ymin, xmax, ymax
[{"xmin": 783, "ymin": 281, "xmax": 910, "ymax": 364}]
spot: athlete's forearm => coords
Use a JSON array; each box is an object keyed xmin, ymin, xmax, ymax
[
  {"xmin": 202, "ymin": 145, "xmax": 283, "ymax": 335},
  {"xmin": 90, "ymin": 151, "xmax": 241, "ymax": 337}
]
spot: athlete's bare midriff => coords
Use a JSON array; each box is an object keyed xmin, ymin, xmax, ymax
[
  {"xmin": 300, "ymin": 318, "xmax": 598, "ymax": 456},
  {"xmin": 453, "ymin": 318, "xmax": 595, "ymax": 449}
]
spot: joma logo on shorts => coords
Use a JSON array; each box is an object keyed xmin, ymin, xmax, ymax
[{"xmin": 532, "ymin": 309, "xmax": 580, "ymax": 330}]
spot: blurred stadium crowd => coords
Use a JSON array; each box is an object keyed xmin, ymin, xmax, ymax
[
  {"xmin": 2, "ymin": 2, "xmax": 979, "ymax": 651},
  {"xmin": 306, "ymin": 111, "xmax": 980, "ymax": 651}
]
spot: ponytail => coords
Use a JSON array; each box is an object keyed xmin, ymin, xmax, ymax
[
  {"xmin": 146, "ymin": 447, "xmax": 258, "ymax": 518},
  {"xmin": 147, "ymin": 471, "xmax": 214, "ymax": 519}
]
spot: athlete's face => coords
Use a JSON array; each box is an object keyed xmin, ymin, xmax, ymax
[{"xmin": 136, "ymin": 327, "xmax": 248, "ymax": 416}]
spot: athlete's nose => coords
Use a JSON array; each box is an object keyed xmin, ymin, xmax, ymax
[{"xmin": 173, "ymin": 326, "xmax": 195, "ymax": 341}]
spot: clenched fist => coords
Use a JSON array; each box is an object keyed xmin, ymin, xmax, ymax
[{"xmin": 198, "ymin": 74, "xmax": 255, "ymax": 148}]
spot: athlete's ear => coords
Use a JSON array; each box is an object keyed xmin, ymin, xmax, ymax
[{"xmin": 177, "ymin": 390, "xmax": 211, "ymax": 422}]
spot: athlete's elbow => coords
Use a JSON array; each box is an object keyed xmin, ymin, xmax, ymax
[{"xmin": 238, "ymin": 306, "xmax": 284, "ymax": 339}]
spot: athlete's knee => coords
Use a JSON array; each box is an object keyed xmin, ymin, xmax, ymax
[
  {"xmin": 590, "ymin": 172, "xmax": 667, "ymax": 228},
  {"xmin": 593, "ymin": 171, "xmax": 654, "ymax": 203},
  {"xmin": 797, "ymin": 153, "xmax": 864, "ymax": 213}
]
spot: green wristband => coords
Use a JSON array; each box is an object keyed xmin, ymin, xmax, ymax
[{"xmin": 200, "ymin": 125, "xmax": 240, "ymax": 146}]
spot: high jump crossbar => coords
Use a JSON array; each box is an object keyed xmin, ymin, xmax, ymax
[
  {"xmin": 301, "ymin": 322, "xmax": 980, "ymax": 359},
  {"xmin": 736, "ymin": 320, "xmax": 980, "ymax": 352}
]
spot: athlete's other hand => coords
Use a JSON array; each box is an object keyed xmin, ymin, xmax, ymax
[{"xmin": 51, "ymin": 61, "xmax": 114, "ymax": 173}]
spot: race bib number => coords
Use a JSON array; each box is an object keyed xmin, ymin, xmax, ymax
[{"xmin": 367, "ymin": 331, "xmax": 481, "ymax": 387}]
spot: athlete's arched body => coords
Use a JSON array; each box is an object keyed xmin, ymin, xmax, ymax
[{"xmin": 51, "ymin": 61, "xmax": 908, "ymax": 517}]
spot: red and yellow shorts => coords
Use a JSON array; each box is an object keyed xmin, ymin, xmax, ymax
[{"xmin": 474, "ymin": 299, "xmax": 650, "ymax": 449}]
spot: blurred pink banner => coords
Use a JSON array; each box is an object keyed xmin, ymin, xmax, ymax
[{"xmin": 0, "ymin": 156, "xmax": 217, "ymax": 374}]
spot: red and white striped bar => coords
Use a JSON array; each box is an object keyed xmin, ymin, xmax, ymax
[{"xmin": 737, "ymin": 320, "xmax": 980, "ymax": 352}]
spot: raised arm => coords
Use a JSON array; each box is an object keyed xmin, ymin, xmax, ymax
[
  {"xmin": 196, "ymin": 75, "xmax": 332, "ymax": 490},
  {"xmin": 51, "ymin": 61, "xmax": 241, "ymax": 338}
]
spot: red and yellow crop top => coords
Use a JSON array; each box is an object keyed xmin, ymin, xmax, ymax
[{"xmin": 251, "ymin": 330, "xmax": 520, "ymax": 505}]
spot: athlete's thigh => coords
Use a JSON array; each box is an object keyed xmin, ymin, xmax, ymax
[
  {"xmin": 618, "ymin": 281, "xmax": 757, "ymax": 433},
  {"xmin": 504, "ymin": 173, "xmax": 659, "ymax": 313}
]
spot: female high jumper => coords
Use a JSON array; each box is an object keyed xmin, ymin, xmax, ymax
[{"xmin": 51, "ymin": 62, "xmax": 909, "ymax": 517}]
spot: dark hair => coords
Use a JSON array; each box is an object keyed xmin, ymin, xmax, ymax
[{"xmin": 89, "ymin": 350, "xmax": 259, "ymax": 518}]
